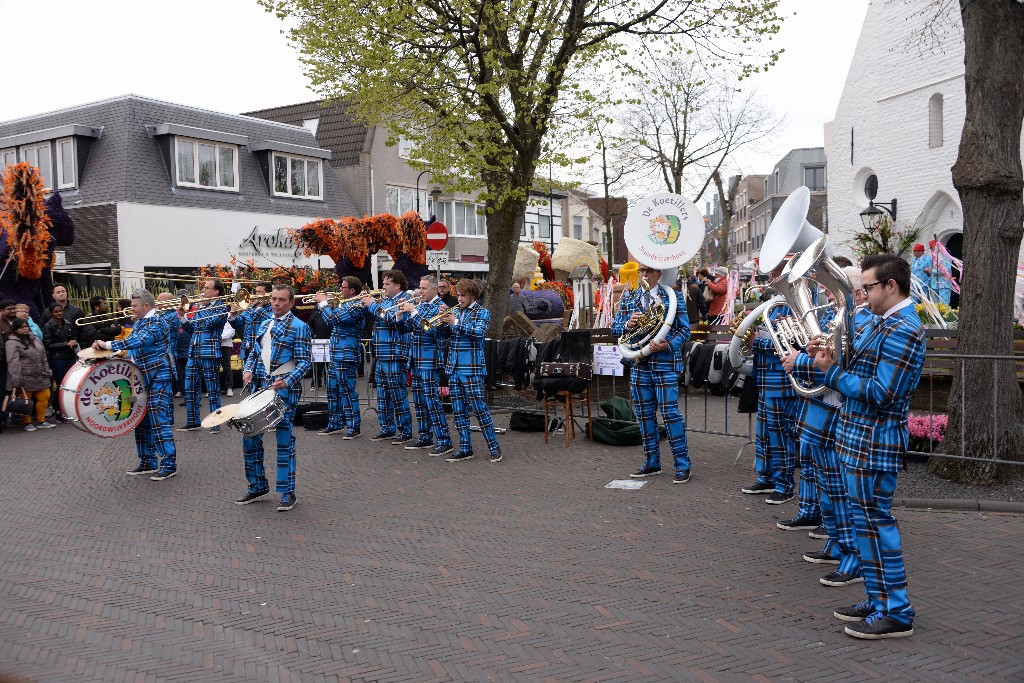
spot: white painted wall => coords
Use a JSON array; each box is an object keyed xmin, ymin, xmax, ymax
[
  {"xmin": 116, "ymin": 203, "xmax": 334, "ymax": 290},
  {"xmin": 824, "ymin": 0, "xmax": 1024, "ymax": 260}
]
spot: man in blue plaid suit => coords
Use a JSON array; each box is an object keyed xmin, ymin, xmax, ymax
[
  {"xmin": 230, "ymin": 282, "xmax": 272, "ymax": 366},
  {"xmin": 610, "ymin": 266, "xmax": 691, "ymax": 483},
  {"xmin": 362, "ymin": 270, "xmax": 413, "ymax": 444},
  {"xmin": 807, "ymin": 254, "xmax": 925, "ymax": 640},
  {"xmin": 741, "ymin": 260, "xmax": 806, "ymax": 505},
  {"xmin": 93, "ymin": 289, "xmax": 178, "ymax": 481},
  {"xmin": 782, "ymin": 267, "xmax": 874, "ymax": 588},
  {"xmin": 315, "ymin": 276, "xmax": 365, "ymax": 438},
  {"xmin": 237, "ymin": 284, "xmax": 312, "ymax": 512},
  {"xmin": 397, "ymin": 275, "xmax": 454, "ymax": 456},
  {"xmin": 179, "ymin": 278, "xmax": 229, "ymax": 432},
  {"xmin": 437, "ymin": 278, "xmax": 501, "ymax": 462}
]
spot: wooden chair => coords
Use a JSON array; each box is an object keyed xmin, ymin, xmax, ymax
[{"xmin": 543, "ymin": 386, "xmax": 593, "ymax": 447}]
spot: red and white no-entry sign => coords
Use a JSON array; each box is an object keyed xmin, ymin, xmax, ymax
[{"xmin": 425, "ymin": 221, "xmax": 449, "ymax": 250}]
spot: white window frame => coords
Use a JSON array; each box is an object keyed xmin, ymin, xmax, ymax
[
  {"xmin": 175, "ymin": 136, "xmax": 239, "ymax": 192},
  {"xmin": 271, "ymin": 152, "xmax": 323, "ymax": 200},
  {"xmin": 20, "ymin": 142, "xmax": 52, "ymax": 191},
  {"xmin": 436, "ymin": 200, "xmax": 487, "ymax": 238},
  {"xmin": 0, "ymin": 147, "xmax": 15, "ymax": 170},
  {"xmin": 56, "ymin": 137, "xmax": 76, "ymax": 189}
]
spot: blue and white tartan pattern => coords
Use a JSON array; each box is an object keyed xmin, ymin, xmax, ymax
[
  {"xmin": 319, "ymin": 302, "xmax": 364, "ymax": 364},
  {"xmin": 185, "ymin": 357, "xmax": 222, "ymax": 426},
  {"xmin": 609, "ymin": 286, "xmax": 689, "ymax": 373},
  {"xmin": 374, "ymin": 364, "xmax": 412, "ymax": 436},
  {"xmin": 159, "ymin": 310, "xmax": 181, "ymax": 370},
  {"xmin": 450, "ymin": 375, "xmax": 498, "ymax": 455},
  {"xmin": 243, "ymin": 311, "xmax": 313, "ymax": 401},
  {"xmin": 803, "ymin": 440, "xmax": 861, "ymax": 577},
  {"xmin": 411, "ymin": 368, "xmax": 452, "ymax": 447},
  {"xmin": 439, "ymin": 301, "xmax": 489, "ymax": 378},
  {"xmin": 752, "ymin": 304, "xmax": 797, "ymax": 398},
  {"xmin": 398, "ymin": 296, "xmax": 447, "ymax": 371},
  {"xmin": 366, "ymin": 292, "xmax": 411, "ymax": 363},
  {"xmin": 796, "ymin": 441, "xmax": 820, "ymax": 520},
  {"xmin": 754, "ymin": 394, "xmax": 771, "ymax": 485},
  {"xmin": 132, "ymin": 378, "xmax": 176, "ymax": 473},
  {"xmin": 761, "ymin": 395, "xmax": 800, "ymax": 495},
  {"xmin": 824, "ymin": 305, "xmax": 925, "ymax": 471},
  {"xmin": 241, "ymin": 389, "xmax": 300, "ymax": 496},
  {"xmin": 325, "ymin": 361, "xmax": 359, "ymax": 431},
  {"xmin": 181, "ymin": 302, "xmax": 229, "ymax": 359},
  {"xmin": 846, "ymin": 466, "xmax": 914, "ymax": 623},
  {"xmin": 629, "ymin": 364, "xmax": 689, "ymax": 474},
  {"xmin": 109, "ymin": 314, "xmax": 173, "ymax": 384},
  {"xmin": 234, "ymin": 304, "xmax": 272, "ymax": 362}
]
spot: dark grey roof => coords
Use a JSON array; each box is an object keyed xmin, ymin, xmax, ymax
[
  {"xmin": 242, "ymin": 99, "xmax": 368, "ymax": 167},
  {"xmin": 0, "ymin": 94, "xmax": 356, "ymax": 217}
]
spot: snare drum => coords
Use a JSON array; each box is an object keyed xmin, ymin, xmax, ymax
[
  {"xmin": 232, "ymin": 389, "xmax": 286, "ymax": 435},
  {"xmin": 60, "ymin": 358, "xmax": 148, "ymax": 438}
]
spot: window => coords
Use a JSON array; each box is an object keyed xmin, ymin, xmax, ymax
[
  {"xmin": 56, "ymin": 138, "xmax": 76, "ymax": 189},
  {"xmin": 272, "ymin": 153, "xmax": 323, "ymax": 200},
  {"xmin": 929, "ymin": 93, "xmax": 943, "ymax": 148},
  {"xmin": 804, "ymin": 166, "xmax": 825, "ymax": 191},
  {"xmin": 0, "ymin": 148, "xmax": 15, "ymax": 170},
  {"xmin": 538, "ymin": 214, "xmax": 551, "ymax": 239},
  {"xmin": 21, "ymin": 142, "xmax": 51, "ymax": 189},
  {"xmin": 573, "ymin": 216, "xmax": 583, "ymax": 240},
  {"xmin": 435, "ymin": 200, "xmax": 486, "ymax": 236},
  {"xmin": 302, "ymin": 118, "xmax": 319, "ymax": 136},
  {"xmin": 385, "ymin": 185, "xmax": 428, "ymax": 216},
  {"xmin": 175, "ymin": 137, "xmax": 238, "ymax": 191},
  {"xmin": 398, "ymin": 136, "xmax": 415, "ymax": 159}
]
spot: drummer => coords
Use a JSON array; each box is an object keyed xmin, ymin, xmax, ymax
[
  {"xmin": 236, "ymin": 284, "xmax": 311, "ymax": 511},
  {"xmin": 92, "ymin": 289, "xmax": 177, "ymax": 481}
]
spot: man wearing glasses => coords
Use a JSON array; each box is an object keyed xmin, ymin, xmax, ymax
[
  {"xmin": 611, "ymin": 265, "xmax": 691, "ymax": 484},
  {"xmin": 314, "ymin": 277, "xmax": 365, "ymax": 438},
  {"xmin": 804, "ymin": 254, "xmax": 925, "ymax": 640},
  {"xmin": 178, "ymin": 278, "xmax": 229, "ymax": 433}
]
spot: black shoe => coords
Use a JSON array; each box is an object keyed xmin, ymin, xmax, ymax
[
  {"xmin": 55, "ymin": 415, "xmax": 68, "ymax": 424},
  {"xmin": 343, "ymin": 429, "xmax": 361, "ymax": 440},
  {"xmin": 126, "ymin": 465, "xmax": 158, "ymax": 476},
  {"xmin": 176, "ymin": 424, "xmax": 201, "ymax": 432},
  {"xmin": 765, "ymin": 492, "xmax": 794, "ymax": 505},
  {"xmin": 489, "ymin": 449, "xmax": 503, "ymax": 463},
  {"xmin": 673, "ymin": 471, "xmax": 690, "ymax": 484},
  {"xmin": 405, "ymin": 436, "xmax": 433, "ymax": 450},
  {"xmin": 234, "ymin": 490, "xmax": 269, "ymax": 505},
  {"xmin": 277, "ymin": 493, "xmax": 297, "ymax": 511},
  {"xmin": 318, "ymin": 427, "xmax": 345, "ymax": 436},
  {"xmin": 630, "ymin": 466, "xmax": 662, "ymax": 478},
  {"xmin": 209, "ymin": 426, "xmax": 221, "ymax": 435},
  {"xmin": 370, "ymin": 431, "xmax": 396, "ymax": 441},
  {"xmin": 446, "ymin": 451, "xmax": 474, "ymax": 462},
  {"xmin": 741, "ymin": 480, "xmax": 773, "ymax": 494},
  {"xmin": 844, "ymin": 614, "xmax": 913, "ymax": 639},
  {"xmin": 802, "ymin": 550, "xmax": 840, "ymax": 565},
  {"xmin": 391, "ymin": 434, "xmax": 414, "ymax": 445},
  {"xmin": 777, "ymin": 514, "xmax": 822, "ymax": 531},
  {"xmin": 821, "ymin": 571, "xmax": 864, "ymax": 587},
  {"xmin": 430, "ymin": 445, "xmax": 454, "ymax": 457},
  {"xmin": 833, "ymin": 600, "xmax": 874, "ymax": 622},
  {"xmin": 150, "ymin": 470, "xmax": 177, "ymax": 481},
  {"xmin": 809, "ymin": 525, "xmax": 829, "ymax": 540}
]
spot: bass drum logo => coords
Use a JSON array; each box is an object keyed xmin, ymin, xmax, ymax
[{"xmin": 648, "ymin": 215, "xmax": 682, "ymax": 246}]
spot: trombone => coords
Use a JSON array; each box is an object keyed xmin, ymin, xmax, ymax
[
  {"xmin": 75, "ymin": 290, "xmax": 251, "ymax": 326},
  {"xmin": 299, "ymin": 289, "xmax": 384, "ymax": 306}
]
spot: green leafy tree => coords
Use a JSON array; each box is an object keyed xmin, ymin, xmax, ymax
[{"xmin": 259, "ymin": 0, "xmax": 784, "ymax": 331}]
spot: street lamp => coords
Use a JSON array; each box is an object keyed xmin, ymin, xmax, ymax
[
  {"xmin": 415, "ymin": 170, "xmax": 430, "ymax": 216},
  {"xmin": 429, "ymin": 187, "xmax": 442, "ymax": 218},
  {"xmin": 859, "ymin": 174, "xmax": 897, "ymax": 231}
]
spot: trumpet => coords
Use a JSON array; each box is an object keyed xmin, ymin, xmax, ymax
[
  {"xmin": 420, "ymin": 304, "xmax": 453, "ymax": 331},
  {"xmin": 377, "ymin": 293, "xmax": 422, "ymax": 318},
  {"xmin": 229, "ymin": 290, "xmax": 271, "ymax": 313}
]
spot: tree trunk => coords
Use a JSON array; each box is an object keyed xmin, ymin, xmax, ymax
[
  {"xmin": 483, "ymin": 197, "xmax": 527, "ymax": 337},
  {"xmin": 933, "ymin": 0, "xmax": 1024, "ymax": 484}
]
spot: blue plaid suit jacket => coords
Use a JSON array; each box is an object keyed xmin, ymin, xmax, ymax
[
  {"xmin": 109, "ymin": 312, "xmax": 173, "ymax": 384},
  {"xmin": 181, "ymin": 302, "xmax": 229, "ymax": 359},
  {"xmin": 438, "ymin": 301, "xmax": 489, "ymax": 378},
  {"xmin": 752, "ymin": 303, "xmax": 798, "ymax": 398},
  {"xmin": 790, "ymin": 306, "xmax": 878, "ymax": 393},
  {"xmin": 319, "ymin": 302, "xmax": 364, "ymax": 364},
  {"xmin": 397, "ymin": 296, "xmax": 447, "ymax": 371},
  {"xmin": 158, "ymin": 310, "xmax": 180, "ymax": 361},
  {"xmin": 243, "ymin": 311, "xmax": 312, "ymax": 402},
  {"xmin": 365, "ymin": 293, "xmax": 410, "ymax": 364},
  {"xmin": 609, "ymin": 286, "xmax": 689, "ymax": 373},
  {"xmin": 233, "ymin": 304, "xmax": 272, "ymax": 361},
  {"xmin": 820, "ymin": 303, "xmax": 925, "ymax": 471}
]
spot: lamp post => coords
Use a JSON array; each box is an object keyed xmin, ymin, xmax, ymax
[
  {"xmin": 415, "ymin": 170, "xmax": 430, "ymax": 217},
  {"xmin": 859, "ymin": 174, "xmax": 897, "ymax": 231},
  {"xmin": 548, "ymin": 158, "xmax": 555, "ymax": 255}
]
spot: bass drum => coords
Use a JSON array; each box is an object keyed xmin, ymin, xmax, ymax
[{"xmin": 60, "ymin": 358, "xmax": 148, "ymax": 438}]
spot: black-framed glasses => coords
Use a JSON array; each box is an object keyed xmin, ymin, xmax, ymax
[{"xmin": 862, "ymin": 279, "xmax": 890, "ymax": 292}]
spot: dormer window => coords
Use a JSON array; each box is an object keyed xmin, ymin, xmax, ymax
[
  {"xmin": 0, "ymin": 124, "xmax": 102, "ymax": 193},
  {"xmin": 21, "ymin": 142, "xmax": 52, "ymax": 190},
  {"xmin": 175, "ymin": 137, "xmax": 238, "ymax": 191},
  {"xmin": 272, "ymin": 153, "xmax": 322, "ymax": 200}
]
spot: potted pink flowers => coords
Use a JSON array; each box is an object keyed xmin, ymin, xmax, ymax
[{"xmin": 908, "ymin": 412, "xmax": 948, "ymax": 457}]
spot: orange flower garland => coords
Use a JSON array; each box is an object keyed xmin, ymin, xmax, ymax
[
  {"xmin": 292, "ymin": 211, "xmax": 429, "ymax": 268},
  {"xmin": 399, "ymin": 212, "xmax": 427, "ymax": 266},
  {"xmin": 0, "ymin": 162, "xmax": 53, "ymax": 279}
]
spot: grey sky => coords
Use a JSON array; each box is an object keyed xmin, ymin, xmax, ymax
[{"xmin": 1, "ymin": 0, "xmax": 868, "ymax": 189}]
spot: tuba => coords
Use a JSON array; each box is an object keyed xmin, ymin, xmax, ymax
[{"xmin": 617, "ymin": 193, "xmax": 704, "ymax": 361}]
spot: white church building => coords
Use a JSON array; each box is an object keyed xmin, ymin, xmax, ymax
[{"xmin": 824, "ymin": 0, "xmax": 1024, "ymax": 267}]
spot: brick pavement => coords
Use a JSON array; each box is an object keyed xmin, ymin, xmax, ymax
[{"xmin": 0, "ymin": 388, "xmax": 1021, "ymax": 682}]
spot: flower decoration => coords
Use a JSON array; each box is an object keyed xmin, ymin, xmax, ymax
[
  {"xmin": 292, "ymin": 218, "xmax": 343, "ymax": 262},
  {"xmin": 400, "ymin": 212, "xmax": 428, "ymax": 266},
  {"xmin": 908, "ymin": 412, "xmax": 948, "ymax": 452},
  {"xmin": 535, "ymin": 280, "xmax": 574, "ymax": 309},
  {"xmin": 598, "ymin": 255, "xmax": 610, "ymax": 282},
  {"xmin": 1, "ymin": 162, "xmax": 53, "ymax": 279},
  {"xmin": 532, "ymin": 240, "xmax": 555, "ymax": 281}
]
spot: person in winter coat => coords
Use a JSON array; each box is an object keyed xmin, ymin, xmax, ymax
[
  {"xmin": 5, "ymin": 319, "xmax": 55, "ymax": 431},
  {"xmin": 42, "ymin": 303, "xmax": 80, "ymax": 422},
  {"xmin": 686, "ymin": 281, "xmax": 708, "ymax": 325}
]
